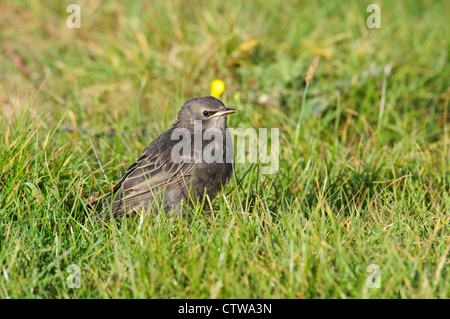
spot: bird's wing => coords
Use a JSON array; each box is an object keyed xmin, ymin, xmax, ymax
[
  {"xmin": 119, "ymin": 154, "xmax": 197, "ymax": 201},
  {"xmin": 100, "ymin": 140, "xmax": 198, "ymax": 218}
]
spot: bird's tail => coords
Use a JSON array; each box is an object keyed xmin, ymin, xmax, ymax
[{"xmin": 95, "ymin": 192, "xmax": 124, "ymax": 221}]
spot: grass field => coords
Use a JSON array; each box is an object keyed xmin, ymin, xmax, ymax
[{"xmin": 0, "ymin": 0, "xmax": 449, "ymax": 298}]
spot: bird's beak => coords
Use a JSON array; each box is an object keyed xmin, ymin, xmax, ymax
[{"xmin": 210, "ymin": 107, "xmax": 237, "ymax": 118}]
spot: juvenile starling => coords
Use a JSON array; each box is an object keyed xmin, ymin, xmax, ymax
[{"xmin": 98, "ymin": 96, "xmax": 236, "ymax": 220}]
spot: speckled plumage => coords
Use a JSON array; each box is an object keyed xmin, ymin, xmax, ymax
[{"xmin": 98, "ymin": 96, "xmax": 235, "ymax": 219}]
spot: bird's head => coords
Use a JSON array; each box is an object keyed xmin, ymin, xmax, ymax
[{"xmin": 173, "ymin": 96, "xmax": 236, "ymax": 131}]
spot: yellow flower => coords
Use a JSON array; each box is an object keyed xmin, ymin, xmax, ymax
[{"xmin": 210, "ymin": 79, "xmax": 225, "ymax": 98}]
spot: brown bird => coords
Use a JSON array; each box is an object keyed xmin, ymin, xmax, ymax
[{"xmin": 98, "ymin": 96, "xmax": 236, "ymax": 219}]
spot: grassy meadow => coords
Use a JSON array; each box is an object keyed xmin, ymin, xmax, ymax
[{"xmin": 0, "ymin": 0, "xmax": 449, "ymax": 298}]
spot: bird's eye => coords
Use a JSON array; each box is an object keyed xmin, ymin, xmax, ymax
[{"xmin": 202, "ymin": 111, "xmax": 210, "ymax": 117}]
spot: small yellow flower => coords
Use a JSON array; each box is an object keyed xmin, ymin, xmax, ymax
[{"xmin": 210, "ymin": 79, "xmax": 225, "ymax": 98}]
